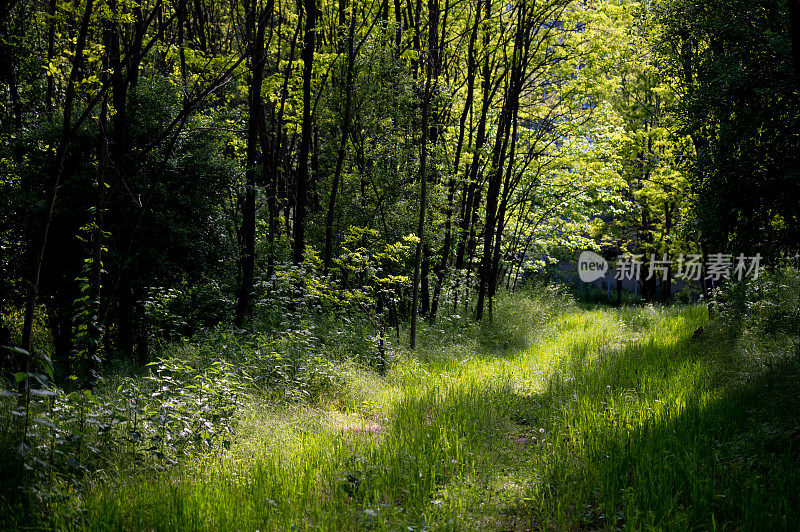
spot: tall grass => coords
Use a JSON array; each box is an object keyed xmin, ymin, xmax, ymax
[{"xmin": 10, "ymin": 279, "xmax": 800, "ymax": 530}]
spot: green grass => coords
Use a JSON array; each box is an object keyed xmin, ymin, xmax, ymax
[{"xmin": 43, "ymin": 294, "xmax": 800, "ymax": 530}]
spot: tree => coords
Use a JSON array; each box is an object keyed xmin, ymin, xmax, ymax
[
  {"xmin": 293, "ymin": 0, "xmax": 317, "ymax": 264},
  {"xmin": 410, "ymin": 0, "xmax": 439, "ymax": 348},
  {"xmin": 235, "ymin": 0, "xmax": 272, "ymax": 326},
  {"xmin": 655, "ymin": 0, "xmax": 800, "ymax": 260}
]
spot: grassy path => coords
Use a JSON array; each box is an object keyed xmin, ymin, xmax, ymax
[{"xmin": 66, "ymin": 301, "xmax": 800, "ymax": 530}]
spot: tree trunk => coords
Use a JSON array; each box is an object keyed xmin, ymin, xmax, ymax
[
  {"xmin": 455, "ymin": 0, "xmax": 492, "ymax": 272},
  {"xmin": 235, "ymin": 0, "xmax": 269, "ymax": 325},
  {"xmin": 410, "ymin": 0, "xmax": 438, "ymax": 348},
  {"xmin": 487, "ymin": 113, "xmax": 520, "ymax": 310},
  {"xmin": 324, "ymin": 8, "xmax": 357, "ymax": 271},
  {"xmin": 662, "ymin": 201, "xmax": 674, "ymax": 303},
  {"xmin": 293, "ymin": 0, "xmax": 316, "ymax": 264},
  {"xmin": 267, "ymin": 8, "xmax": 302, "ymax": 278},
  {"xmin": 20, "ymin": 0, "xmax": 95, "ymax": 372},
  {"xmin": 476, "ymin": 64, "xmax": 518, "ymax": 320},
  {"xmin": 429, "ymin": 0, "xmax": 481, "ymax": 324}
]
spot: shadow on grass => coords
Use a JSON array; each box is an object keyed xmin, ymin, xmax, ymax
[
  {"xmin": 496, "ymin": 312, "xmax": 800, "ymax": 530},
  {"xmin": 35, "ymin": 302, "xmax": 799, "ymax": 530},
  {"xmin": 352, "ymin": 306, "xmax": 712, "ymax": 528},
  {"xmin": 377, "ymin": 302, "xmax": 798, "ymax": 530}
]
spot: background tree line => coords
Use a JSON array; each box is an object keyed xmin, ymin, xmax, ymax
[{"xmin": 0, "ymin": 0, "xmax": 798, "ymax": 382}]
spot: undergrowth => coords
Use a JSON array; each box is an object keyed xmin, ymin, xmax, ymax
[{"xmin": 1, "ymin": 272, "xmax": 799, "ymax": 530}]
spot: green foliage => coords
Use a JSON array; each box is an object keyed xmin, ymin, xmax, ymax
[
  {"xmin": 704, "ymin": 267, "xmax": 800, "ymax": 385},
  {"xmin": 0, "ymin": 306, "xmax": 53, "ymax": 364},
  {"xmin": 478, "ymin": 285, "xmax": 576, "ymax": 354},
  {"xmin": 654, "ymin": 0, "xmax": 800, "ymax": 256},
  {"xmin": 1, "ymin": 0, "xmax": 799, "ymax": 525},
  {"xmin": 0, "ymin": 354, "xmax": 246, "ymax": 524},
  {"xmin": 1, "ymin": 287, "xmax": 792, "ymax": 530}
]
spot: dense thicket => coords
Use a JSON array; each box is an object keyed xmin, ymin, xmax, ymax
[
  {"xmin": 655, "ymin": 0, "xmax": 800, "ymax": 259},
  {"xmin": 1, "ymin": 0, "xmax": 799, "ymax": 525},
  {"xmin": 0, "ymin": 0, "xmax": 797, "ymax": 424},
  {"xmin": 0, "ymin": 0, "xmax": 612, "ymax": 376}
]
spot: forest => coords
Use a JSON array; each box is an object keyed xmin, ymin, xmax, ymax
[{"xmin": 0, "ymin": 0, "xmax": 799, "ymax": 528}]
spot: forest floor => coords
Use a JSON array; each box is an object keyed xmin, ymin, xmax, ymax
[{"xmin": 22, "ymin": 294, "xmax": 800, "ymax": 529}]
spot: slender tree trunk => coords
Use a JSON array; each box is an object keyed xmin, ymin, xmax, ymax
[
  {"xmin": 127, "ymin": 0, "xmax": 144, "ymax": 91},
  {"xmin": 323, "ymin": 8, "xmax": 357, "ymax": 271},
  {"xmin": 266, "ymin": 9, "xmax": 301, "ymax": 278},
  {"xmin": 20, "ymin": 0, "xmax": 95, "ymax": 371},
  {"xmin": 293, "ymin": 0, "xmax": 316, "ymax": 264},
  {"xmin": 338, "ymin": 0, "xmax": 346, "ymax": 37},
  {"xmin": 393, "ymin": 0, "xmax": 402, "ymax": 49},
  {"xmin": 410, "ymin": 0, "xmax": 438, "ymax": 348},
  {"xmin": 410, "ymin": 90, "xmax": 429, "ymax": 347},
  {"xmin": 235, "ymin": 0, "xmax": 269, "ymax": 325},
  {"xmin": 476, "ymin": 84, "xmax": 515, "ymax": 320},
  {"xmin": 455, "ymin": 0, "xmax": 492, "ymax": 271},
  {"xmin": 461, "ymin": 186, "xmax": 481, "ymax": 311},
  {"xmin": 476, "ymin": 0, "xmax": 527, "ymax": 320},
  {"xmin": 429, "ymin": 0, "xmax": 481, "ymax": 324},
  {"xmin": 45, "ymin": 0, "xmax": 56, "ymax": 120},
  {"xmin": 429, "ymin": 182, "xmax": 454, "ymax": 324},
  {"xmin": 488, "ymin": 124, "xmax": 517, "ymax": 309},
  {"xmin": 663, "ymin": 201, "xmax": 674, "ymax": 303}
]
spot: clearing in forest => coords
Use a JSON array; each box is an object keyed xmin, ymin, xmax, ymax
[{"xmin": 56, "ymin": 297, "xmax": 799, "ymax": 530}]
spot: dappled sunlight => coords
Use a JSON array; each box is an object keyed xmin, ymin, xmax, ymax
[{"xmin": 35, "ymin": 292, "xmax": 800, "ymax": 530}]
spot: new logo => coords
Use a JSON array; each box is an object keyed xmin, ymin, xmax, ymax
[{"xmin": 578, "ymin": 251, "xmax": 608, "ymax": 283}]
